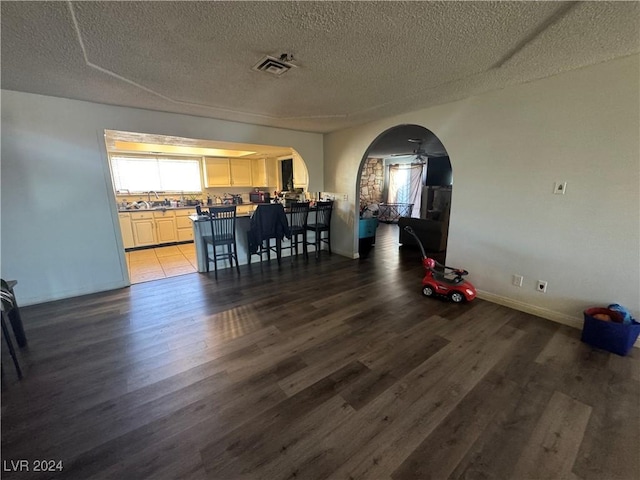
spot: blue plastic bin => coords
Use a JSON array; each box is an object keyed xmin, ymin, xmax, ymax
[
  {"xmin": 358, "ymin": 218, "xmax": 378, "ymax": 256},
  {"xmin": 581, "ymin": 307, "xmax": 640, "ymax": 356},
  {"xmin": 358, "ymin": 218, "xmax": 378, "ymax": 239}
]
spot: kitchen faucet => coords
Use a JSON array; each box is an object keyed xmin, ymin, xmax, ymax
[{"xmin": 147, "ymin": 191, "xmax": 160, "ymax": 202}]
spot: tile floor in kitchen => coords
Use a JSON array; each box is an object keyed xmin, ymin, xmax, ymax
[{"xmin": 126, "ymin": 243, "xmax": 198, "ymax": 284}]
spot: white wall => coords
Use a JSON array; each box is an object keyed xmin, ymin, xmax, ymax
[
  {"xmin": 1, "ymin": 92, "xmax": 323, "ymax": 305},
  {"xmin": 324, "ymin": 54, "xmax": 640, "ymax": 326}
]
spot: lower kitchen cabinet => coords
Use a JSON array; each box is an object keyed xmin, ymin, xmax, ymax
[
  {"xmin": 154, "ymin": 211, "xmax": 177, "ymax": 243},
  {"xmin": 132, "ymin": 219, "xmax": 157, "ymax": 246},
  {"xmin": 236, "ymin": 204, "xmax": 256, "ymax": 216},
  {"xmin": 175, "ymin": 209, "xmax": 196, "ymax": 242},
  {"xmin": 118, "ymin": 213, "xmax": 135, "ymax": 249},
  {"xmin": 124, "ymin": 209, "xmax": 195, "ymax": 248},
  {"xmin": 177, "ymin": 229, "xmax": 194, "ymax": 242}
]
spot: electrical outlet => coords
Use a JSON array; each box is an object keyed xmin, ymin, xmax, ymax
[
  {"xmin": 553, "ymin": 182, "xmax": 567, "ymax": 195},
  {"xmin": 537, "ymin": 280, "xmax": 548, "ymax": 293},
  {"xmin": 342, "ymin": 193, "xmax": 348, "ymax": 202},
  {"xmin": 512, "ymin": 274, "xmax": 523, "ymax": 287}
]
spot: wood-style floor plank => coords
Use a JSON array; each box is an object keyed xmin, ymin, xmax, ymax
[
  {"xmin": 2, "ymin": 224, "xmax": 638, "ymax": 480},
  {"xmin": 512, "ymin": 390, "xmax": 592, "ymax": 480},
  {"xmin": 391, "ymin": 371, "xmax": 520, "ymax": 480}
]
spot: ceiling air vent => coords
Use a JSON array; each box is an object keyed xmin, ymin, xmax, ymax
[{"xmin": 252, "ymin": 55, "xmax": 295, "ymax": 76}]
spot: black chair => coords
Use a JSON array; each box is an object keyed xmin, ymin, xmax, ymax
[
  {"xmin": 305, "ymin": 201, "xmax": 333, "ymax": 259},
  {"xmin": 0, "ymin": 279, "xmax": 26, "ymax": 347},
  {"xmin": 247, "ymin": 204, "xmax": 290, "ymax": 265},
  {"xmin": 1, "ymin": 280, "xmax": 23, "ymax": 379},
  {"xmin": 283, "ymin": 202, "xmax": 310, "ymax": 261},
  {"xmin": 202, "ymin": 206, "xmax": 240, "ymax": 279}
]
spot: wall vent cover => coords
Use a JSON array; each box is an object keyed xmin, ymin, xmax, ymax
[{"xmin": 252, "ymin": 55, "xmax": 295, "ymax": 76}]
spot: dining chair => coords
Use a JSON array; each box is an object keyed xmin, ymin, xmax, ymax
[
  {"xmin": 0, "ymin": 279, "xmax": 26, "ymax": 347},
  {"xmin": 1, "ymin": 279, "xmax": 23, "ymax": 379},
  {"xmin": 247, "ymin": 203, "xmax": 290, "ymax": 265},
  {"xmin": 305, "ymin": 201, "xmax": 333, "ymax": 259},
  {"xmin": 283, "ymin": 202, "xmax": 310, "ymax": 261},
  {"xmin": 202, "ymin": 206, "xmax": 239, "ymax": 279}
]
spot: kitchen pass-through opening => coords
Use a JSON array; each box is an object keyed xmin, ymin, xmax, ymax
[{"xmin": 104, "ymin": 129, "xmax": 309, "ymax": 284}]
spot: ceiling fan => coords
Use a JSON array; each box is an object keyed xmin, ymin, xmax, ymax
[{"xmin": 388, "ymin": 138, "xmax": 428, "ymax": 163}]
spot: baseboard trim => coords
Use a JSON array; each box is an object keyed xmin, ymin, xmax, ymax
[
  {"xmin": 476, "ymin": 290, "xmax": 582, "ymax": 328},
  {"xmin": 125, "ymin": 240, "xmax": 194, "ymax": 252},
  {"xmin": 19, "ymin": 280, "xmax": 129, "ymax": 307},
  {"xmin": 333, "ymin": 247, "xmax": 359, "ymax": 259},
  {"xmin": 476, "ymin": 290, "xmax": 640, "ymax": 348}
]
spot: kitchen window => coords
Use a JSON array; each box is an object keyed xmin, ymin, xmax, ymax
[{"xmin": 110, "ymin": 155, "xmax": 202, "ymax": 193}]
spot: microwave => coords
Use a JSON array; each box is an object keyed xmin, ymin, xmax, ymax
[{"xmin": 249, "ymin": 192, "xmax": 271, "ymax": 203}]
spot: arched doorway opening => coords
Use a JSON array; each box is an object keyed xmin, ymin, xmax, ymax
[{"xmin": 356, "ymin": 124, "xmax": 452, "ymax": 261}]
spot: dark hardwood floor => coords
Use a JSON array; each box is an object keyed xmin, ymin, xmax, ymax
[{"xmin": 2, "ymin": 223, "xmax": 639, "ymax": 479}]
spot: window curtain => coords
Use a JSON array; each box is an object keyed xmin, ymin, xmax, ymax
[{"xmin": 387, "ymin": 164, "xmax": 424, "ymax": 218}]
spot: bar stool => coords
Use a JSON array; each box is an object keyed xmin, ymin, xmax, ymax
[
  {"xmin": 305, "ymin": 201, "xmax": 333, "ymax": 259},
  {"xmin": 202, "ymin": 206, "xmax": 240, "ymax": 279},
  {"xmin": 283, "ymin": 202, "xmax": 310, "ymax": 261},
  {"xmin": 247, "ymin": 204, "xmax": 290, "ymax": 265}
]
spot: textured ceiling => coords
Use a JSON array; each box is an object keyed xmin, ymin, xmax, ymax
[{"xmin": 2, "ymin": 1, "xmax": 639, "ymax": 134}]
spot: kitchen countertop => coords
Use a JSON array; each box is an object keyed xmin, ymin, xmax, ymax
[
  {"xmin": 119, "ymin": 206, "xmax": 231, "ymax": 213},
  {"xmin": 118, "ymin": 206, "xmax": 197, "ymax": 212},
  {"xmin": 118, "ymin": 202, "xmax": 269, "ymax": 212},
  {"xmin": 189, "ymin": 213, "xmax": 253, "ymax": 221},
  {"xmin": 188, "ymin": 204, "xmax": 317, "ymax": 222}
]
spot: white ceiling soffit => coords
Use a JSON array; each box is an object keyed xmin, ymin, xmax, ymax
[
  {"xmin": 104, "ymin": 130, "xmax": 294, "ymax": 159},
  {"xmin": 2, "ymin": 1, "xmax": 638, "ymax": 134}
]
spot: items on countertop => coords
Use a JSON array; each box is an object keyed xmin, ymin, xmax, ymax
[
  {"xmin": 118, "ymin": 189, "xmax": 317, "ymax": 210},
  {"xmin": 250, "ymin": 189, "xmax": 271, "ymax": 203}
]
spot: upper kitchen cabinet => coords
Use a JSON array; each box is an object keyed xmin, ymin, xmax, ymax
[
  {"xmin": 204, "ymin": 158, "xmax": 231, "ymax": 187},
  {"xmin": 251, "ymin": 158, "xmax": 279, "ymax": 188},
  {"xmin": 292, "ymin": 153, "xmax": 308, "ymax": 189},
  {"xmin": 204, "ymin": 158, "xmax": 253, "ymax": 187},
  {"xmin": 266, "ymin": 158, "xmax": 279, "ymax": 189},
  {"xmin": 229, "ymin": 159, "xmax": 253, "ymax": 186},
  {"xmin": 252, "ymin": 159, "xmax": 268, "ymax": 187}
]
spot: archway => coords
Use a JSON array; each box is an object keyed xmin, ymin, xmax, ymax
[{"xmin": 356, "ymin": 124, "xmax": 452, "ymax": 261}]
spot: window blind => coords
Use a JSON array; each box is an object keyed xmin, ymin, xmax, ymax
[{"xmin": 111, "ymin": 156, "xmax": 202, "ymax": 193}]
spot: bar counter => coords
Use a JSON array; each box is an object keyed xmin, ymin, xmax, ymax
[{"xmin": 190, "ymin": 210, "xmax": 319, "ymax": 272}]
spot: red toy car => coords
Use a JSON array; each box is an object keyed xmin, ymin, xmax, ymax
[{"xmin": 404, "ymin": 226, "xmax": 477, "ymax": 303}]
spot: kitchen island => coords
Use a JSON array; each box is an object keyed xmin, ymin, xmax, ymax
[
  {"xmin": 190, "ymin": 213, "xmax": 251, "ymax": 272},
  {"xmin": 190, "ymin": 207, "xmax": 320, "ymax": 272}
]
